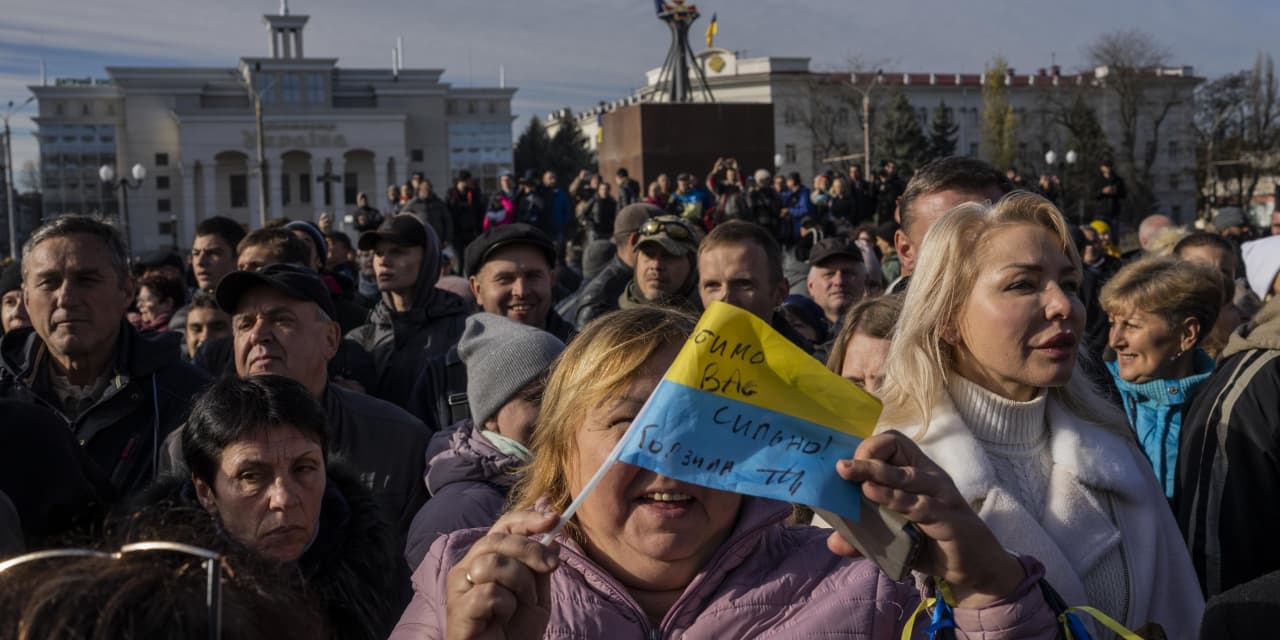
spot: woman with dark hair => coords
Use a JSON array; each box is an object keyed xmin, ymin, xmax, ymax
[{"xmin": 134, "ymin": 275, "xmax": 185, "ymax": 333}]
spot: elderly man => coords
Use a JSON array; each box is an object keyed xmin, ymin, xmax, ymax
[
  {"xmin": 349, "ymin": 214, "xmax": 467, "ymax": 410},
  {"xmin": 806, "ymin": 237, "xmax": 868, "ymax": 359},
  {"xmin": 572, "ymin": 203, "xmax": 661, "ymax": 327},
  {"xmin": 697, "ymin": 220, "xmax": 813, "ymax": 352},
  {"xmin": 0, "ymin": 216, "xmax": 209, "ymax": 495},
  {"xmin": 410, "ymin": 224, "xmax": 573, "ymax": 431},
  {"xmin": 620, "ymin": 214, "xmax": 700, "ymax": 312},
  {"xmin": 890, "ymin": 156, "xmax": 1011, "ymax": 293},
  {"xmin": 167, "ymin": 263, "xmax": 431, "ymax": 537}
]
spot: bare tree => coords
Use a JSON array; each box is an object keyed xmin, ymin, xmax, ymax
[
  {"xmin": 1194, "ymin": 53, "xmax": 1280, "ymax": 212},
  {"xmin": 1086, "ymin": 29, "xmax": 1183, "ymax": 219},
  {"xmin": 18, "ymin": 160, "xmax": 39, "ymax": 194}
]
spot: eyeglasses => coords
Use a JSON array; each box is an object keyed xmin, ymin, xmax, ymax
[
  {"xmin": 0, "ymin": 541, "xmax": 225, "ymax": 640},
  {"xmin": 640, "ymin": 218, "xmax": 695, "ymax": 241}
]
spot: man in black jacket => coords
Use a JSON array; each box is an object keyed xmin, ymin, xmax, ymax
[
  {"xmin": 401, "ymin": 180, "xmax": 453, "ymax": 254},
  {"xmin": 0, "ymin": 216, "xmax": 209, "ymax": 496}
]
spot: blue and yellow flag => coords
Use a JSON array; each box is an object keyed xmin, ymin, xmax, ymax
[
  {"xmin": 705, "ymin": 13, "xmax": 718, "ymax": 47},
  {"xmin": 616, "ymin": 302, "xmax": 882, "ymax": 521}
]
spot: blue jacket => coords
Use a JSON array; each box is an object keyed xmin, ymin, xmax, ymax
[
  {"xmin": 1107, "ymin": 349, "xmax": 1214, "ymax": 498},
  {"xmin": 781, "ymin": 185, "xmax": 812, "ymax": 235},
  {"xmin": 547, "ymin": 187, "xmax": 572, "ymax": 236}
]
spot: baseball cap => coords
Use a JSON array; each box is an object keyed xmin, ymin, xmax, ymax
[
  {"xmin": 614, "ymin": 203, "xmax": 663, "ymax": 238},
  {"xmin": 808, "ymin": 237, "xmax": 862, "ymax": 267},
  {"xmin": 463, "ymin": 223, "xmax": 556, "ymax": 277},
  {"xmin": 357, "ymin": 214, "xmax": 427, "ymax": 251},
  {"xmin": 635, "ymin": 215, "xmax": 699, "ymax": 257},
  {"xmin": 216, "ymin": 263, "xmax": 337, "ymax": 320}
]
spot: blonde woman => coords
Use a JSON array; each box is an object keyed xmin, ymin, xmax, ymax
[
  {"xmin": 876, "ymin": 192, "xmax": 1204, "ymax": 636},
  {"xmin": 393, "ymin": 307, "xmax": 1065, "ymax": 638}
]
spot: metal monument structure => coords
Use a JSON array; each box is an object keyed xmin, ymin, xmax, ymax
[{"xmin": 652, "ymin": 1, "xmax": 714, "ymax": 103}]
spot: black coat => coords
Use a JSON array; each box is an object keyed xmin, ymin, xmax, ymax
[
  {"xmin": 0, "ymin": 322, "xmax": 209, "ymax": 496},
  {"xmin": 573, "ymin": 255, "xmax": 631, "ymax": 328}
]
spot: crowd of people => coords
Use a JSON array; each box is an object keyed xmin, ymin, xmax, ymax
[{"xmin": 1, "ymin": 152, "xmax": 1279, "ymax": 639}]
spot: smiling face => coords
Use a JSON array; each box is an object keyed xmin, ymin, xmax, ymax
[
  {"xmin": 193, "ymin": 424, "xmax": 325, "ymax": 563},
  {"xmin": 952, "ymin": 224, "xmax": 1084, "ymax": 401},
  {"xmin": 23, "ymin": 233, "xmax": 132, "ymax": 362},
  {"xmin": 635, "ymin": 244, "xmax": 692, "ymax": 302},
  {"xmin": 1108, "ymin": 307, "xmax": 1195, "ymax": 383},
  {"xmin": 569, "ymin": 343, "xmax": 742, "ymax": 591},
  {"xmin": 469, "ymin": 244, "xmax": 553, "ymax": 328},
  {"xmin": 136, "ymin": 285, "xmax": 175, "ymax": 324}
]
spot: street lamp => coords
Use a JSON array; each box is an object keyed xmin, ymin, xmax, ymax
[
  {"xmin": 1064, "ymin": 150, "xmax": 1079, "ymax": 223},
  {"xmin": 4, "ymin": 97, "xmax": 34, "ymax": 260},
  {"xmin": 99, "ymin": 162, "xmax": 146, "ymax": 257}
]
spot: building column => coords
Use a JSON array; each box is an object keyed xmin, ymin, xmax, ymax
[
  {"xmin": 181, "ymin": 161, "xmax": 197, "ymax": 244},
  {"xmin": 311, "ymin": 157, "xmax": 326, "ymax": 220},
  {"xmin": 248, "ymin": 164, "xmax": 263, "ymax": 230},
  {"xmin": 373, "ymin": 151, "xmax": 387, "ymax": 212},
  {"xmin": 202, "ymin": 160, "xmax": 217, "ymax": 221},
  {"xmin": 267, "ymin": 156, "xmax": 284, "ymax": 222}
]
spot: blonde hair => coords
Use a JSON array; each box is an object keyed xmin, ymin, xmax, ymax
[
  {"xmin": 1146, "ymin": 226, "xmax": 1192, "ymax": 257},
  {"xmin": 508, "ymin": 306, "xmax": 697, "ymax": 542},
  {"xmin": 1100, "ymin": 256, "xmax": 1228, "ymax": 344},
  {"xmin": 878, "ymin": 191, "xmax": 1125, "ymax": 434}
]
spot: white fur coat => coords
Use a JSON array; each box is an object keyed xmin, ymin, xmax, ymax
[{"xmin": 882, "ymin": 393, "xmax": 1205, "ymax": 638}]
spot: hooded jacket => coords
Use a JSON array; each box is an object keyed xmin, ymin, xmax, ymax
[
  {"xmin": 391, "ymin": 498, "xmax": 1060, "ymax": 639},
  {"xmin": 346, "ymin": 216, "xmax": 468, "ymax": 409},
  {"xmin": 403, "ymin": 421, "xmax": 522, "ymax": 569},
  {"xmin": 0, "ymin": 322, "xmax": 209, "ymax": 496},
  {"xmin": 1176, "ymin": 296, "xmax": 1280, "ymax": 597},
  {"xmin": 131, "ymin": 465, "xmax": 403, "ymax": 640},
  {"xmin": 1106, "ymin": 349, "xmax": 1214, "ymax": 499}
]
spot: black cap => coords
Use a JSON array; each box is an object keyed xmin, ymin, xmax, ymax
[
  {"xmin": 216, "ymin": 263, "xmax": 337, "ymax": 321},
  {"xmin": 0, "ymin": 261, "xmax": 20, "ymax": 296},
  {"xmin": 358, "ymin": 214, "xmax": 427, "ymax": 251},
  {"xmin": 463, "ymin": 223, "xmax": 556, "ymax": 277},
  {"xmin": 808, "ymin": 237, "xmax": 862, "ymax": 267}
]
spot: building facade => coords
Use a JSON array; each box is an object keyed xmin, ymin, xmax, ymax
[
  {"xmin": 30, "ymin": 9, "xmax": 514, "ymax": 253},
  {"xmin": 549, "ymin": 49, "xmax": 1201, "ymax": 223}
]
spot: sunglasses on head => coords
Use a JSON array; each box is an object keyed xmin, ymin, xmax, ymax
[{"xmin": 639, "ymin": 218, "xmax": 695, "ymax": 241}]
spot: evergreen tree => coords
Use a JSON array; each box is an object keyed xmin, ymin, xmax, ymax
[
  {"xmin": 981, "ymin": 56, "xmax": 1019, "ymax": 168},
  {"xmin": 1061, "ymin": 93, "xmax": 1114, "ymax": 221},
  {"xmin": 513, "ymin": 116, "xmax": 551, "ymax": 175},
  {"xmin": 546, "ymin": 111, "xmax": 597, "ymax": 186},
  {"xmin": 875, "ymin": 90, "xmax": 928, "ymax": 172},
  {"xmin": 926, "ymin": 99, "xmax": 958, "ymax": 161}
]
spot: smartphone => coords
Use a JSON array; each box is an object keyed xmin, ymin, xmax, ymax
[{"xmin": 812, "ymin": 496, "xmax": 923, "ymax": 582}]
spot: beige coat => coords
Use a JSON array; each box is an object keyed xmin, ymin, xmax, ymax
[{"xmin": 882, "ymin": 393, "xmax": 1205, "ymax": 638}]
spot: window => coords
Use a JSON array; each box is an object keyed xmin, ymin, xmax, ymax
[
  {"xmin": 1172, "ymin": 205, "xmax": 1183, "ymax": 219},
  {"xmin": 156, "ymin": 176, "xmax": 170, "ymax": 190},
  {"xmin": 282, "ymin": 173, "xmax": 291, "ymax": 206},
  {"xmin": 488, "ymin": 102, "xmax": 497, "ymax": 114},
  {"xmin": 467, "ymin": 101, "xmax": 477, "ymax": 114},
  {"xmin": 446, "ymin": 101, "xmax": 457, "ymax": 115},
  {"xmin": 784, "ymin": 107, "xmax": 796, "ymax": 125},
  {"xmin": 784, "ymin": 144, "xmax": 797, "ymax": 164},
  {"xmin": 55, "ymin": 102, "xmax": 65, "ymax": 116},
  {"xmin": 255, "ymin": 74, "xmax": 276, "ymax": 105},
  {"xmin": 282, "ymin": 73, "xmax": 300, "ymax": 104},
  {"xmin": 158, "ymin": 220, "xmax": 176, "ymax": 235},
  {"xmin": 229, "ymin": 174, "xmax": 248, "ymax": 208},
  {"xmin": 1168, "ymin": 141, "xmax": 1179, "ymax": 160},
  {"xmin": 82, "ymin": 104, "xmax": 90, "ymax": 116},
  {"xmin": 106, "ymin": 103, "xmax": 116, "ymax": 116},
  {"xmin": 968, "ymin": 142, "xmax": 978, "ymax": 157},
  {"xmin": 1169, "ymin": 173, "xmax": 1181, "ymax": 190},
  {"xmin": 307, "ymin": 74, "xmax": 325, "ymax": 105},
  {"xmin": 155, "ymin": 153, "xmax": 169, "ymax": 167},
  {"xmin": 836, "ymin": 108, "xmax": 849, "ymax": 124},
  {"xmin": 344, "ymin": 172, "xmax": 358, "ymax": 205},
  {"xmin": 411, "ymin": 149, "xmax": 424, "ymax": 162},
  {"xmin": 299, "ymin": 173, "xmax": 311, "ymax": 203},
  {"xmin": 157, "ymin": 198, "xmax": 172, "ymax": 213}
]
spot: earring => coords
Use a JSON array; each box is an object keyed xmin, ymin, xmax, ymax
[{"xmin": 1170, "ymin": 350, "xmax": 1184, "ymax": 361}]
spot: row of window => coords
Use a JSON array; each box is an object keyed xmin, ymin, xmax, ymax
[
  {"xmin": 256, "ymin": 73, "xmax": 326, "ymax": 106},
  {"xmin": 226, "ymin": 172, "xmax": 360, "ymax": 208},
  {"xmin": 445, "ymin": 101, "xmax": 502, "ymax": 115},
  {"xmin": 51, "ymin": 101, "xmax": 118, "ymax": 117}
]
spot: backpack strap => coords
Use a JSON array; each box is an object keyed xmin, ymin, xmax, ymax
[{"xmin": 444, "ymin": 347, "xmax": 471, "ymax": 424}]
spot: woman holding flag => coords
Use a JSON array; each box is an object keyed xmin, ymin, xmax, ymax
[
  {"xmin": 874, "ymin": 192, "xmax": 1204, "ymax": 636},
  {"xmin": 392, "ymin": 306, "xmax": 1065, "ymax": 638}
]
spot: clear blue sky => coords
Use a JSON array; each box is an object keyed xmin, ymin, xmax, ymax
[{"xmin": 2, "ymin": 0, "xmax": 1275, "ymax": 174}]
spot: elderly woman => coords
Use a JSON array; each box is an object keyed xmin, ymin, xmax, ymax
[
  {"xmin": 392, "ymin": 306, "xmax": 1068, "ymax": 638},
  {"xmin": 875, "ymin": 192, "xmax": 1204, "ymax": 635},
  {"xmin": 1101, "ymin": 256, "xmax": 1225, "ymax": 498},
  {"xmin": 826, "ymin": 293, "xmax": 904, "ymax": 395},
  {"xmin": 139, "ymin": 374, "xmax": 402, "ymax": 640},
  {"xmin": 134, "ymin": 274, "xmax": 184, "ymax": 333}
]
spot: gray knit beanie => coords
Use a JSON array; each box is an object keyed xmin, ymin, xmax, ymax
[{"xmin": 458, "ymin": 313, "xmax": 565, "ymax": 426}]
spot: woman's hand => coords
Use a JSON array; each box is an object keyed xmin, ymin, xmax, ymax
[
  {"xmin": 827, "ymin": 431, "xmax": 1025, "ymax": 608},
  {"xmin": 446, "ymin": 509, "xmax": 562, "ymax": 640}
]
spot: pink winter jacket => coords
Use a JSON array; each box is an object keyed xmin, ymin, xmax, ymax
[{"xmin": 390, "ymin": 498, "xmax": 1061, "ymax": 639}]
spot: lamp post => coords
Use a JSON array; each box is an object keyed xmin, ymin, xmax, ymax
[
  {"xmin": 99, "ymin": 162, "xmax": 146, "ymax": 257},
  {"xmin": 3, "ymin": 97, "xmax": 34, "ymax": 260},
  {"xmin": 1064, "ymin": 149, "xmax": 1079, "ymax": 224},
  {"xmin": 849, "ymin": 70, "xmax": 885, "ymax": 173},
  {"xmin": 234, "ymin": 66, "xmax": 277, "ymax": 228}
]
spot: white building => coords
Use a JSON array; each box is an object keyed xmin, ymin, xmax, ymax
[
  {"xmin": 31, "ymin": 8, "xmax": 515, "ymax": 253},
  {"xmin": 550, "ymin": 49, "xmax": 1201, "ymax": 222}
]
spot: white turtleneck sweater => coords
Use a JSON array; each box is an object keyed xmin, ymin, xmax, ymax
[{"xmin": 947, "ymin": 376, "xmax": 1131, "ymax": 624}]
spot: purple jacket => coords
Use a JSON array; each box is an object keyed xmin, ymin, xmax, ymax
[
  {"xmin": 391, "ymin": 498, "xmax": 1059, "ymax": 639},
  {"xmin": 403, "ymin": 421, "xmax": 522, "ymax": 570}
]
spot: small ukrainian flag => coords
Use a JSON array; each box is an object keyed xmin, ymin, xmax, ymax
[{"xmin": 705, "ymin": 13, "xmax": 718, "ymax": 48}]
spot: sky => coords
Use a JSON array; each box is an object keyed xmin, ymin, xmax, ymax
[{"xmin": 2, "ymin": 0, "xmax": 1276, "ymax": 177}]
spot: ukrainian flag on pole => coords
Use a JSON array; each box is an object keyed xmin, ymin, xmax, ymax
[
  {"xmin": 705, "ymin": 12, "xmax": 718, "ymax": 47},
  {"xmin": 616, "ymin": 302, "xmax": 881, "ymax": 521}
]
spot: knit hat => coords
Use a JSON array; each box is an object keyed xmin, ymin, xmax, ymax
[
  {"xmin": 285, "ymin": 221, "xmax": 329, "ymax": 263},
  {"xmin": 458, "ymin": 313, "xmax": 565, "ymax": 426}
]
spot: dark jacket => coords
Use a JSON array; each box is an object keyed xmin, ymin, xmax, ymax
[
  {"xmin": 573, "ymin": 255, "xmax": 632, "ymax": 328},
  {"xmin": 402, "ymin": 194, "xmax": 453, "ymax": 251},
  {"xmin": 582, "ymin": 195, "xmax": 617, "ymax": 238},
  {"xmin": 403, "ymin": 421, "xmax": 523, "ymax": 570},
  {"xmin": 346, "ymin": 216, "xmax": 468, "ymax": 409},
  {"xmin": 1176, "ymin": 298, "xmax": 1280, "ymax": 598},
  {"xmin": 446, "ymin": 185, "xmax": 484, "ymax": 250},
  {"xmin": 132, "ymin": 466, "xmax": 403, "ymax": 640},
  {"xmin": 0, "ymin": 322, "xmax": 209, "ymax": 496},
  {"xmin": 1199, "ymin": 569, "xmax": 1280, "ymax": 639},
  {"xmin": 516, "ymin": 188, "xmax": 549, "ymax": 233},
  {"xmin": 407, "ymin": 311, "xmax": 576, "ymax": 432}
]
